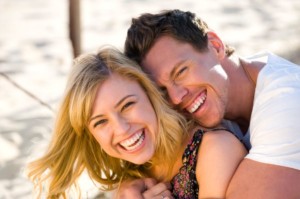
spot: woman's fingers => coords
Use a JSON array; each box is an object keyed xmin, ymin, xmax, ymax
[{"xmin": 143, "ymin": 182, "xmax": 173, "ymax": 199}]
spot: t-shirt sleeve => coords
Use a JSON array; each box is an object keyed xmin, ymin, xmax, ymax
[{"xmin": 246, "ymin": 64, "xmax": 300, "ymax": 170}]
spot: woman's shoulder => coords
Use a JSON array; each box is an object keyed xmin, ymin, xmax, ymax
[
  {"xmin": 189, "ymin": 124, "xmax": 236, "ymax": 142},
  {"xmin": 201, "ymin": 129, "xmax": 242, "ymax": 149},
  {"xmin": 195, "ymin": 129, "xmax": 248, "ymax": 198},
  {"xmin": 187, "ymin": 125, "xmax": 246, "ymax": 156}
]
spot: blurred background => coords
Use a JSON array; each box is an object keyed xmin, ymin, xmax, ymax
[{"xmin": 0, "ymin": 0, "xmax": 300, "ymax": 198}]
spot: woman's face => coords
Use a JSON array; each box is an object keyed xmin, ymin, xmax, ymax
[{"xmin": 88, "ymin": 73, "xmax": 158, "ymax": 164}]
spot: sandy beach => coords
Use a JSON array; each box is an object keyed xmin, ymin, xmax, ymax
[{"xmin": 1, "ymin": 0, "xmax": 300, "ymax": 198}]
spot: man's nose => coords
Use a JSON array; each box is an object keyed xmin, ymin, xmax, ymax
[{"xmin": 167, "ymin": 85, "xmax": 188, "ymax": 105}]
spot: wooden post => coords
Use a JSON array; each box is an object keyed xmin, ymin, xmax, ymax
[{"xmin": 69, "ymin": 0, "xmax": 81, "ymax": 57}]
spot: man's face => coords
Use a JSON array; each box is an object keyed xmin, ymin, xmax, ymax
[{"xmin": 142, "ymin": 36, "xmax": 229, "ymax": 127}]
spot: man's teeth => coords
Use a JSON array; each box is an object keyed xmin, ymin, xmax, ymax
[
  {"xmin": 188, "ymin": 95, "xmax": 206, "ymax": 113},
  {"xmin": 120, "ymin": 131, "xmax": 144, "ymax": 151}
]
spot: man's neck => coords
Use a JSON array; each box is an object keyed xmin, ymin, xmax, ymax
[
  {"xmin": 222, "ymin": 55, "xmax": 264, "ymax": 133},
  {"xmin": 235, "ymin": 118, "xmax": 250, "ymax": 134}
]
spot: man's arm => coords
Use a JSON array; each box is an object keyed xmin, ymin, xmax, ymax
[
  {"xmin": 226, "ymin": 159, "xmax": 300, "ymax": 199},
  {"xmin": 227, "ymin": 61, "xmax": 300, "ymax": 198}
]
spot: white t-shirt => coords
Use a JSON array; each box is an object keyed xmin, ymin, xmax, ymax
[{"xmin": 245, "ymin": 52, "xmax": 300, "ymax": 170}]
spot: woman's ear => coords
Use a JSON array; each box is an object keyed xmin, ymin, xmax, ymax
[{"xmin": 207, "ymin": 31, "xmax": 226, "ymax": 59}]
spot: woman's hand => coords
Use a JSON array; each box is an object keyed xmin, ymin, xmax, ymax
[
  {"xmin": 142, "ymin": 180, "xmax": 173, "ymax": 199},
  {"xmin": 115, "ymin": 178, "xmax": 173, "ymax": 199}
]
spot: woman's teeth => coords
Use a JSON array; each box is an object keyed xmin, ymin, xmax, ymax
[{"xmin": 120, "ymin": 131, "xmax": 144, "ymax": 151}]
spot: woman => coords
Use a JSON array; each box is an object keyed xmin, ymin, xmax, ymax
[{"xmin": 27, "ymin": 47, "xmax": 247, "ymax": 199}]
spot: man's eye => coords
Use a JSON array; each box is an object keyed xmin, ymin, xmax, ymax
[
  {"xmin": 93, "ymin": 119, "xmax": 107, "ymax": 128},
  {"xmin": 175, "ymin": 67, "xmax": 187, "ymax": 78},
  {"xmin": 121, "ymin": 101, "xmax": 135, "ymax": 112}
]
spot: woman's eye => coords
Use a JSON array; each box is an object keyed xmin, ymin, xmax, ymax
[
  {"xmin": 93, "ymin": 119, "xmax": 107, "ymax": 128},
  {"xmin": 121, "ymin": 101, "xmax": 135, "ymax": 112}
]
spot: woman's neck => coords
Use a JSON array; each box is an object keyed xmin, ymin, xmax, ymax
[{"xmin": 150, "ymin": 127, "xmax": 196, "ymax": 181}]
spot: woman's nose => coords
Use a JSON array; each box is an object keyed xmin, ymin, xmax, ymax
[{"xmin": 113, "ymin": 115, "xmax": 130, "ymax": 135}]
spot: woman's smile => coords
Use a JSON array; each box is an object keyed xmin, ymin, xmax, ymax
[
  {"xmin": 89, "ymin": 73, "xmax": 158, "ymax": 164},
  {"xmin": 119, "ymin": 130, "xmax": 145, "ymax": 151}
]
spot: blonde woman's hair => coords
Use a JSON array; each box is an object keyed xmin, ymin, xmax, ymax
[{"xmin": 27, "ymin": 47, "xmax": 187, "ymax": 198}]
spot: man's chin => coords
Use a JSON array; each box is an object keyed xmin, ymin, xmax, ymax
[
  {"xmin": 181, "ymin": 109, "xmax": 222, "ymax": 128},
  {"xmin": 195, "ymin": 117, "xmax": 222, "ymax": 128}
]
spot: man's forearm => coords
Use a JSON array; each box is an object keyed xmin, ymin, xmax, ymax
[{"xmin": 226, "ymin": 159, "xmax": 300, "ymax": 199}]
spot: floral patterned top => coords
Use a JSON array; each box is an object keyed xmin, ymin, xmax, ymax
[
  {"xmin": 170, "ymin": 128, "xmax": 244, "ymax": 199},
  {"xmin": 170, "ymin": 129, "xmax": 203, "ymax": 199}
]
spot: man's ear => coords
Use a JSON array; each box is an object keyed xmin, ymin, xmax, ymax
[{"xmin": 207, "ymin": 31, "xmax": 226, "ymax": 59}]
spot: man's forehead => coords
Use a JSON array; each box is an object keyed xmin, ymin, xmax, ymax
[
  {"xmin": 142, "ymin": 62, "xmax": 171, "ymax": 86},
  {"xmin": 140, "ymin": 36, "xmax": 187, "ymax": 85}
]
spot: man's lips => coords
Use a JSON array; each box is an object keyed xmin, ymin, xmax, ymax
[{"xmin": 186, "ymin": 91, "xmax": 207, "ymax": 113}]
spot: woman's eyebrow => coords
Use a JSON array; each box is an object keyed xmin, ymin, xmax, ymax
[
  {"xmin": 89, "ymin": 94, "xmax": 136, "ymax": 124},
  {"xmin": 114, "ymin": 94, "xmax": 135, "ymax": 109}
]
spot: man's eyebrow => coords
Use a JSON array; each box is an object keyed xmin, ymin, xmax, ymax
[
  {"xmin": 89, "ymin": 94, "xmax": 135, "ymax": 124},
  {"xmin": 169, "ymin": 60, "xmax": 187, "ymax": 79}
]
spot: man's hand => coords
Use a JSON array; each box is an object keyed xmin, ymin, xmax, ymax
[{"xmin": 114, "ymin": 178, "xmax": 173, "ymax": 199}]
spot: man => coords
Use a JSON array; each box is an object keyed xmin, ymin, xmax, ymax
[{"xmin": 119, "ymin": 9, "xmax": 300, "ymax": 198}]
